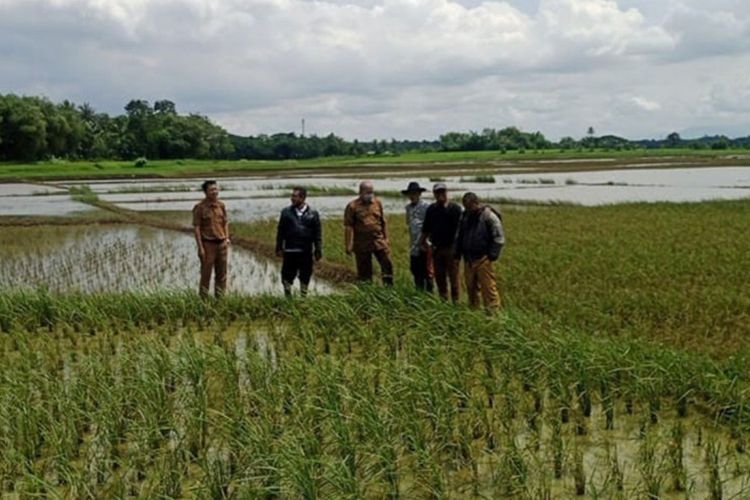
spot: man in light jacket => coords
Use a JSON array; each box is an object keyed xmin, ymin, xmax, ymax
[{"xmin": 402, "ymin": 181, "xmax": 433, "ymax": 292}]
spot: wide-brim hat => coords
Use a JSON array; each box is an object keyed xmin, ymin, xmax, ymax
[{"xmin": 401, "ymin": 181, "xmax": 427, "ymax": 194}]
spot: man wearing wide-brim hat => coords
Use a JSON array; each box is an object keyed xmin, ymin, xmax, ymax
[{"xmin": 402, "ymin": 181, "xmax": 433, "ymax": 292}]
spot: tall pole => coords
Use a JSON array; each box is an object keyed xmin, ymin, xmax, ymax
[{"xmin": 301, "ymin": 118, "xmax": 305, "ymax": 137}]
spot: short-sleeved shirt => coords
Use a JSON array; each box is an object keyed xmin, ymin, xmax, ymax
[
  {"xmin": 192, "ymin": 199, "xmax": 228, "ymax": 241},
  {"xmin": 422, "ymin": 201, "xmax": 463, "ymax": 249},
  {"xmin": 344, "ymin": 197, "xmax": 389, "ymax": 253}
]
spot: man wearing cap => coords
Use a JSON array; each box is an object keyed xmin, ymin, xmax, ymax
[
  {"xmin": 420, "ymin": 183, "xmax": 463, "ymax": 302},
  {"xmin": 193, "ymin": 180, "xmax": 230, "ymax": 298},
  {"xmin": 454, "ymin": 192, "xmax": 505, "ymax": 311},
  {"xmin": 344, "ymin": 181, "xmax": 394, "ymax": 285},
  {"xmin": 402, "ymin": 182, "xmax": 433, "ymax": 292}
]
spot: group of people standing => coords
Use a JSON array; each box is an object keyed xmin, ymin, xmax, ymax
[
  {"xmin": 400, "ymin": 181, "xmax": 505, "ymax": 310},
  {"xmin": 193, "ymin": 179, "xmax": 505, "ymax": 310}
]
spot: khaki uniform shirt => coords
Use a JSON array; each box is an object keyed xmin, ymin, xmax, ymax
[
  {"xmin": 344, "ymin": 197, "xmax": 389, "ymax": 253},
  {"xmin": 192, "ymin": 199, "xmax": 228, "ymax": 241}
]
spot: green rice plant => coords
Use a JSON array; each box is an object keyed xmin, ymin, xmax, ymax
[
  {"xmin": 668, "ymin": 422, "xmax": 686, "ymax": 492},
  {"xmin": 69, "ymin": 184, "xmax": 99, "ymax": 203},
  {"xmin": 572, "ymin": 442, "xmax": 585, "ymax": 496},
  {"xmin": 706, "ymin": 438, "xmax": 724, "ymax": 500},
  {"xmin": 460, "ymin": 174, "xmax": 495, "ymax": 183},
  {"xmin": 549, "ymin": 415, "xmax": 565, "ymax": 479},
  {"xmin": 608, "ymin": 443, "xmax": 624, "ymax": 493},
  {"xmin": 638, "ymin": 427, "xmax": 665, "ymax": 499}
]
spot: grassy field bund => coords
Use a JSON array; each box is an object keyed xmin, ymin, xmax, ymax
[{"xmin": 1, "ymin": 148, "xmax": 749, "ymax": 180}]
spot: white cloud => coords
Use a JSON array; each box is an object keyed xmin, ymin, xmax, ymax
[
  {"xmin": 0, "ymin": 0, "xmax": 749, "ymax": 139},
  {"xmin": 629, "ymin": 96, "xmax": 661, "ymax": 112}
]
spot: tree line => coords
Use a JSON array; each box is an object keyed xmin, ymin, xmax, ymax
[
  {"xmin": 1, "ymin": 94, "xmax": 748, "ymax": 162},
  {"xmin": 0, "ymin": 95, "xmax": 233, "ymax": 161}
]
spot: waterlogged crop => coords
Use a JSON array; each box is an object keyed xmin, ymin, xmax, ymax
[
  {"xmin": 0, "ymin": 288, "xmax": 748, "ymax": 498},
  {"xmin": 233, "ymin": 198, "xmax": 750, "ymax": 357},
  {"xmin": 0, "ymin": 225, "xmax": 329, "ymax": 296}
]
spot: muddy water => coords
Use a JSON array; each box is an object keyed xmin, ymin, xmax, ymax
[
  {"xmin": 0, "ymin": 225, "xmax": 329, "ymax": 295},
  {"xmin": 2, "ymin": 166, "xmax": 748, "ymax": 218},
  {"xmin": 53, "ymin": 166, "xmax": 750, "ymax": 219}
]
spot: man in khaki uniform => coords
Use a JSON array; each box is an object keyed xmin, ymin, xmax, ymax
[
  {"xmin": 193, "ymin": 180, "xmax": 230, "ymax": 297},
  {"xmin": 344, "ymin": 181, "xmax": 393, "ymax": 285}
]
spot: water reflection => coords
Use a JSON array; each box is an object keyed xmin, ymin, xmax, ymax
[
  {"xmin": 7, "ymin": 166, "xmax": 750, "ymax": 218},
  {"xmin": 0, "ymin": 225, "xmax": 329, "ymax": 295}
]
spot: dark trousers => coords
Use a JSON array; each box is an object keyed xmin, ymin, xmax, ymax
[
  {"xmin": 432, "ymin": 245, "xmax": 460, "ymax": 302},
  {"xmin": 355, "ymin": 249, "xmax": 393, "ymax": 286},
  {"xmin": 410, "ymin": 252, "xmax": 434, "ymax": 292},
  {"xmin": 281, "ymin": 252, "xmax": 314, "ymax": 294},
  {"xmin": 200, "ymin": 240, "xmax": 228, "ymax": 298}
]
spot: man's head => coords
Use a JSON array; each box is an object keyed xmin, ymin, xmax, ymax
[
  {"xmin": 359, "ymin": 180, "xmax": 375, "ymax": 204},
  {"xmin": 202, "ymin": 180, "xmax": 219, "ymax": 201},
  {"xmin": 433, "ymin": 183, "xmax": 448, "ymax": 205},
  {"xmin": 290, "ymin": 186, "xmax": 307, "ymax": 207},
  {"xmin": 462, "ymin": 192, "xmax": 480, "ymax": 213},
  {"xmin": 402, "ymin": 181, "xmax": 426, "ymax": 204}
]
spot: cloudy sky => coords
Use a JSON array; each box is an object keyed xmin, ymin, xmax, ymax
[{"xmin": 1, "ymin": 0, "xmax": 749, "ymax": 140}]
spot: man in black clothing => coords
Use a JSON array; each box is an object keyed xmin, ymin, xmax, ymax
[
  {"xmin": 275, "ymin": 186, "xmax": 322, "ymax": 297},
  {"xmin": 419, "ymin": 183, "xmax": 463, "ymax": 302}
]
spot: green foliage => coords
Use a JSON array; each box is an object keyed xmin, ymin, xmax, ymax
[
  {"xmin": 68, "ymin": 185, "xmax": 98, "ymax": 203},
  {"xmin": 0, "ymin": 95, "xmax": 234, "ymax": 162},
  {"xmin": 234, "ymin": 198, "xmax": 750, "ymax": 357},
  {"xmin": 440, "ymin": 127, "xmax": 551, "ymax": 152},
  {"xmin": 460, "ymin": 174, "xmax": 496, "ymax": 183},
  {"xmin": 0, "ymin": 288, "xmax": 749, "ymax": 496},
  {"xmin": 134, "ymin": 157, "xmax": 148, "ymax": 168}
]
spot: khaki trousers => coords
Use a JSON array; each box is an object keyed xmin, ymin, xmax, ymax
[
  {"xmin": 464, "ymin": 256, "xmax": 500, "ymax": 310},
  {"xmin": 200, "ymin": 240, "xmax": 228, "ymax": 297},
  {"xmin": 355, "ymin": 249, "xmax": 394, "ymax": 285}
]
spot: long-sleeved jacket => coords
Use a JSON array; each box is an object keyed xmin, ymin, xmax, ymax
[
  {"xmin": 275, "ymin": 205, "xmax": 322, "ymax": 255},
  {"xmin": 405, "ymin": 199, "xmax": 429, "ymax": 257},
  {"xmin": 454, "ymin": 206, "xmax": 505, "ymax": 262}
]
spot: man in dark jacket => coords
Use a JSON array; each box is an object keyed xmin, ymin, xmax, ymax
[
  {"xmin": 454, "ymin": 192, "xmax": 505, "ymax": 310},
  {"xmin": 276, "ymin": 186, "xmax": 322, "ymax": 297},
  {"xmin": 420, "ymin": 183, "xmax": 462, "ymax": 302}
]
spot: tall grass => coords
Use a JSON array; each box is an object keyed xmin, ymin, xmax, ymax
[
  {"xmin": 232, "ymin": 198, "xmax": 750, "ymax": 357},
  {"xmin": 1, "ymin": 287, "xmax": 748, "ymax": 497}
]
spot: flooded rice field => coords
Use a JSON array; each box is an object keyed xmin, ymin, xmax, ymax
[
  {"xmin": 38, "ymin": 166, "xmax": 750, "ymax": 220},
  {"xmin": 0, "ymin": 191, "xmax": 94, "ymax": 216},
  {"xmin": 0, "ymin": 225, "xmax": 329, "ymax": 295}
]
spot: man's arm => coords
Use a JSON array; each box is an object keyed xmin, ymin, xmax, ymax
[
  {"xmin": 345, "ymin": 226, "xmax": 354, "ymax": 255},
  {"xmin": 485, "ymin": 209, "xmax": 505, "ymax": 261},
  {"xmin": 193, "ymin": 207, "xmax": 205, "ymax": 259},
  {"xmin": 223, "ymin": 205, "xmax": 230, "ymax": 244},
  {"xmin": 453, "ymin": 215, "xmax": 464, "ymax": 261},
  {"xmin": 344, "ymin": 204, "xmax": 355, "ymax": 255},
  {"xmin": 194, "ymin": 226, "xmax": 205, "ymax": 260},
  {"xmin": 314, "ymin": 211, "xmax": 322, "ymax": 260},
  {"xmin": 380, "ymin": 200, "xmax": 388, "ymax": 241},
  {"xmin": 420, "ymin": 207, "xmax": 431, "ymax": 251},
  {"xmin": 275, "ymin": 212, "xmax": 285, "ymax": 257}
]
